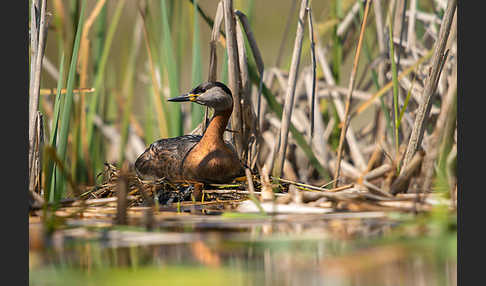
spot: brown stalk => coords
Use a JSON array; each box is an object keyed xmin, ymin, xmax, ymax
[
  {"xmin": 236, "ymin": 19, "xmax": 257, "ymax": 165},
  {"xmin": 390, "ymin": 150, "xmax": 424, "ymax": 195},
  {"xmin": 29, "ymin": 0, "xmax": 49, "ymax": 193},
  {"xmin": 234, "ymin": 11, "xmax": 264, "ymax": 161},
  {"xmin": 205, "ymin": 1, "xmax": 224, "ymax": 134},
  {"xmin": 401, "ymin": 0, "xmax": 456, "ymax": 170},
  {"xmin": 223, "ymin": 0, "xmax": 243, "ymax": 156},
  {"xmin": 115, "ymin": 162, "xmax": 129, "ymax": 225},
  {"xmin": 235, "ymin": 9, "xmax": 263, "ymax": 167},
  {"xmin": 40, "ymin": 87, "xmax": 95, "ymax": 96},
  {"xmin": 29, "ymin": 112, "xmax": 44, "ymax": 195},
  {"xmin": 333, "ymin": 0, "xmax": 372, "ymax": 188},
  {"xmin": 373, "ymin": 0, "xmax": 387, "ymax": 108},
  {"xmin": 208, "ymin": 1, "xmax": 224, "ymax": 83},
  {"xmin": 271, "ymin": 0, "xmax": 309, "ymax": 178}
]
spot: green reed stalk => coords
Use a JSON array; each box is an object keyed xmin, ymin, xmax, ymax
[
  {"xmin": 54, "ymin": 0, "xmax": 86, "ymax": 201},
  {"xmin": 44, "ymin": 53, "xmax": 65, "ymax": 202},
  {"xmin": 388, "ymin": 23, "xmax": 400, "ymax": 166},
  {"xmin": 85, "ymin": 0, "xmax": 126, "ymax": 148},
  {"xmin": 160, "ymin": 0, "xmax": 182, "ymax": 137},
  {"xmin": 120, "ymin": 19, "xmax": 143, "ymax": 163}
]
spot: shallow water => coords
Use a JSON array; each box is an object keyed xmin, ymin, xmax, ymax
[{"xmin": 29, "ymin": 211, "xmax": 456, "ymax": 286}]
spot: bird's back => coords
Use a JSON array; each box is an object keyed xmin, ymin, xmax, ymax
[{"xmin": 135, "ymin": 135, "xmax": 202, "ymax": 181}]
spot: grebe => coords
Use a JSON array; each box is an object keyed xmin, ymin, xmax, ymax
[{"xmin": 134, "ymin": 81, "xmax": 244, "ymax": 184}]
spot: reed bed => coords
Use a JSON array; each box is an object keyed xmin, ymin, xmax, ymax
[{"xmin": 29, "ymin": 0, "xmax": 457, "ymax": 221}]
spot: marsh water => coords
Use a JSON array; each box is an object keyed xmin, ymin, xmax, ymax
[{"xmin": 29, "ymin": 209, "xmax": 456, "ymax": 286}]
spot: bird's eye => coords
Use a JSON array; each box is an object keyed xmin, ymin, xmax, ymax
[{"xmin": 191, "ymin": 86, "xmax": 204, "ymax": 94}]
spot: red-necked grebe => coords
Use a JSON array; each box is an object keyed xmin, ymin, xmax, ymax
[{"xmin": 134, "ymin": 81, "xmax": 244, "ymax": 184}]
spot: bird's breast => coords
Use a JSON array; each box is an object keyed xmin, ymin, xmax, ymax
[{"xmin": 182, "ymin": 141, "xmax": 243, "ymax": 183}]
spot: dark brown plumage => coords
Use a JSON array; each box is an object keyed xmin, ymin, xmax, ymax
[{"xmin": 134, "ymin": 82, "xmax": 244, "ymax": 184}]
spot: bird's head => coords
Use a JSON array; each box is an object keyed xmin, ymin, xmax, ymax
[{"xmin": 168, "ymin": 81, "xmax": 233, "ymax": 111}]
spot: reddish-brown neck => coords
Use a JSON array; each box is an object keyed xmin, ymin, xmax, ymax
[{"xmin": 200, "ymin": 108, "xmax": 232, "ymax": 145}]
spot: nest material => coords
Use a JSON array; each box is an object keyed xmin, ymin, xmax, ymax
[
  {"xmin": 73, "ymin": 163, "xmax": 452, "ymax": 215},
  {"xmin": 84, "ymin": 163, "xmax": 250, "ymax": 207}
]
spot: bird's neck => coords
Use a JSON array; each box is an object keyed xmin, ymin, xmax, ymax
[{"xmin": 200, "ymin": 108, "xmax": 232, "ymax": 145}]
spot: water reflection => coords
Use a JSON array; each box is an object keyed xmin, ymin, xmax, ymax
[{"xmin": 29, "ymin": 216, "xmax": 456, "ymax": 286}]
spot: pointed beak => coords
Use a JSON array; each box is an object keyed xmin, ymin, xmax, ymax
[{"xmin": 168, "ymin": 93, "xmax": 199, "ymax": 102}]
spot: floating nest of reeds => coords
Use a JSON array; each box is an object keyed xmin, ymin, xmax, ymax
[
  {"xmin": 71, "ymin": 162, "xmax": 453, "ymax": 216},
  {"xmin": 81, "ymin": 163, "xmax": 250, "ymax": 206}
]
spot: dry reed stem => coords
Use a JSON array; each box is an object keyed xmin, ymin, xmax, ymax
[
  {"xmin": 328, "ymin": 184, "xmax": 355, "ymax": 193},
  {"xmin": 234, "ymin": 10, "xmax": 264, "ymax": 163},
  {"xmin": 29, "ymin": 112, "xmax": 44, "ymax": 195},
  {"xmin": 244, "ymin": 168, "xmax": 256, "ymax": 196},
  {"xmin": 315, "ymin": 40, "xmax": 367, "ymax": 171},
  {"xmin": 221, "ymin": 0, "xmax": 245, "ymax": 156},
  {"xmin": 223, "ymin": 0, "xmax": 243, "ymax": 157},
  {"xmin": 446, "ymin": 144, "xmax": 457, "ymax": 195},
  {"xmin": 362, "ymin": 180, "xmax": 393, "ymax": 198},
  {"xmin": 318, "ymin": 85, "xmax": 372, "ymax": 101},
  {"xmin": 272, "ymin": 0, "xmax": 309, "ymax": 178},
  {"xmin": 273, "ymin": 177, "xmax": 344, "ymax": 193},
  {"xmin": 401, "ymin": 0, "xmax": 456, "ymax": 170},
  {"xmin": 29, "ymin": 0, "xmax": 39, "ymax": 97},
  {"xmin": 393, "ymin": 0, "xmax": 406, "ymax": 45},
  {"xmin": 407, "ymin": 0, "xmax": 417, "ymax": 55},
  {"xmin": 304, "ymin": 73, "xmax": 328, "ymax": 167},
  {"xmin": 29, "ymin": 0, "xmax": 48, "ymax": 192},
  {"xmin": 307, "ymin": 7, "xmax": 317, "ymax": 141},
  {"xmin": 336, "ymin": 1, "xmax": 361, "ymax": 37},
  {"xmin": 40, "ymin": 87, "xmax": 95, "ymax": 96},
  {"xmin": 372, "ymin": 0, "xmax": 388, "ymax": 120},
  {"xmin": 373, "ymin": 0, "xmax": 385, "ymax": 52},
  {"xmin": 205, "ymin": 1, "xmax": 224, "ymax": 133},
  {"xmin": 333, "ymin": 0, "xmax": 372, "ymax": 188},
  {"xmin": 234, "ymin": 10, "xmax": 264, "ymax": 76},
  {"xmin": 42, "ymin": 56, "xmax": 60, "ymax": 80},
  {"xmin": 421, "ymin": 61, "xmax": 456, "ymax": 191},
  {"xmin": 235, "ymin": 19, "xmax": 258, "ymax": 165},
  {"xmin": 364, "ymin": 164, "xmax": 392, "ymax": 182},
  {"xmin": 390, "ymin": 150, "xmax": 424, "ymax": 195},
  {"xmin": 29, "ymin": 188, "xmax": 45, "ymax": 210},
  {"xmin": 363, "ymin": 142, "xmax": 383, "ymax": 173},
  {"xmin": 208, "ymin": 1, "xmax": 224, "ymax": 83},
  {"xmin": 115, "ymin": 163, "xmax": 129, "ymax": 225}
]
